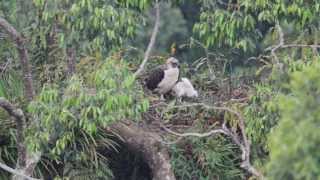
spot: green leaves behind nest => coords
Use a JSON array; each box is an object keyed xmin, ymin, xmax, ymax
[{"xmin": 27, "ymin": 58, "xmax": 149, "ymax": 156}]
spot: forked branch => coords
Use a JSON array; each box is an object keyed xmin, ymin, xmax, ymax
[
  {"xmin": 265, "ymin": 22, "xmax": 320, "ymax": 64},
  {"xmin": 160, "ymin": 103, "xmax": 264, "ymax": 179}
]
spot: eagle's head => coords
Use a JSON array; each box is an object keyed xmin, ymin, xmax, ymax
[{"xmin": 166, "ymin": 57, "xmax": 179, "ymax": 68}]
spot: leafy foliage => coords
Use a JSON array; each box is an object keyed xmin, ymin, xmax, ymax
[
  {"xmin": 266, "ymin": 60, "xmax": 320, "ymax": 179},
  {"xmin": 26, "ymin": 58, "xmax": 148, "ymax": 178},
  {"xmin": 32, "ymin": 0, "xmax": 145, "ymax": 53},
  {"xmin": 171, "ymin": 137, "xmax": 244, "ymax": 180},
  {"xmin": 194, "ymin": 0, "xmax": 320, "ymax": 51},
  {"xmin": 1, "ymin": 0, "xmax": 320, "ymax": 179},
  {"xmin": 243, "ymin": 83, "xmax": 279, "ymax": 165}
]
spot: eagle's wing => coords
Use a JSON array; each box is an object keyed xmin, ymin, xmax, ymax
[{"xmin": 145, "ymin": 65, "xmax": 166, "ymax": 90}]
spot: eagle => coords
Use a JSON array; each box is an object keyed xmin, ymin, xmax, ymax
[{"xmin": 145, "ymin": 57, "xmax": 180, "ymax": 99}]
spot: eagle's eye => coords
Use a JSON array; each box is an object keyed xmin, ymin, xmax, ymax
[{"xmin": 172, "ymin": 62, "xmax": 179, "ymax": 68}]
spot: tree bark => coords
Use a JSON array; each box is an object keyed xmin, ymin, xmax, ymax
[
  {"xmin": 0, "ymin": 17, "xmax": 35, "ymax": 101},
  {"xmin": 0, "ymin": 98, "xmax": 27, "ymax": 168},
  {"xmin": 110, "ymin": 122, "xmax": 176, "ymax": 180},
  {"xmin": 0, "ymin": 98, "xmax": 42, "ymax": 180},
  {"xmin": 0, "ymin": 97, "xmax": 41, "ymax": 180}
]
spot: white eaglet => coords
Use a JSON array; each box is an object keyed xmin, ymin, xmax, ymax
[{"xmin": 172, "ymin": 77, "xmax": 198, "ymax": 100}]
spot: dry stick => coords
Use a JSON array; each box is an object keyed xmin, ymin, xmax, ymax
[
  {"xmin": 159, "ymin": 103, "xmax": 264, "ymax": 179},
  {"xmin": 0, "ymin": 17, "xmax": 35, "ymax": 101},
  {"xmin": 0, "ymin": 162, "xmax": 40, "ymax": 180},
  {"xmin": 133, "ymin": 0, "xmax": 160, "ymax": 77}
]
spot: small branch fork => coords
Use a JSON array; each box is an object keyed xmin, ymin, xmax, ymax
[
  {"xmin": 159, "ymin": 103, "xmax": 264, "ymax": 179},
  {"xmin": 134, "ymin": 0, "xmax": 160, "ymax": 77},
  {"xmin": 265, "ymin": 22, "xmax": 320, "ymax": 64}
]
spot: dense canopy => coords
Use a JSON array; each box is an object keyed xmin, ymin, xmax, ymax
[{"xmin": 0, "ymin": 0, "xmax": 319, "ymax": 179}]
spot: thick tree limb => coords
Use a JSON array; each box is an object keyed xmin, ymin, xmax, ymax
[
  {"xmin": 12, "ymin": 152, "xmax": 42, "ymax": 180},
  {"xmin": 134, "ymin": 0, "xmax": 160, "ymax": 77},
  {"xmin": 110, "ymin": 122, "xmax": 176, "ymax": 180},
  {"xmin": 160, "ymin": 103, "xmax": 264, "ymax": 179},
  {"xmin": 0, "ymin": 97, "xmax": 27, "ymax": 168},
  {"xmin": 0, "ymin": 162, "xmax": 40, "ymax": 180},
  {"xmin": 0, "ymin": 17, "xmax": 35, "ymax": 101},
  {"xmin": 0, "ymin": 98, "xmax": 42, "ymax": 180}
]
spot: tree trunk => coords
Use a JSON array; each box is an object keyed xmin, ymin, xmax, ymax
[
  {"xmin": 0, "ymin": 17, "xmax": 35, "ymax": 101},
  {"xmin": 110, "ymin": 122, "xmax": 176, "ymax": 180}
]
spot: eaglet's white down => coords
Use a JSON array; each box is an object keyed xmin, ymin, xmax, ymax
[{"xmin": 172, "ymin": 78, "xmax": 198, "ymax": 98}]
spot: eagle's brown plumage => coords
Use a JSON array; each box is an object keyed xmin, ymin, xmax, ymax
[{"xmin": 145, "ymin": 57, "xmax": 180, "ymax": 98}]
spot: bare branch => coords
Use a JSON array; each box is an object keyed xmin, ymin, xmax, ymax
[
  {"xmin": 277, "ymin": 22, "xmax": 284, "ymax": 46},
  {"xmin": 265, "ymin": 23, "xmax": 320, "ymax": 65},
  {"xmin": 134, "ymin": 0, "xmax": 160, "ymax": 77},
  {"xmin": 0, "ymin": 17, "xmax": 35, "ymax": 101},
  {"xmin": 160, "ymin": 123, "xmax": 228, "ymax": 138},
  {"xmin": 0, "ymin": 162, "xmax": 40, "ymax": 180},
  {"xmin": 280, "ymin": 44, "xmax": 320, "ymax": 49},
  {"xmin": 0, "ymin": 97, "xmax": 27, "ymax": 167}
]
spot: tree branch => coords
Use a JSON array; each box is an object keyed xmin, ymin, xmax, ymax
[
  {"xmin": 0, "ymin": 97, "xmax": 27, "ymax": 168},
  {"xmin": 134, "ymin": 0, "xmax": 160, "ymax": 77},
  {"xmin": 0, "ymin": 98, "xmax": 42, "ymax": 179},
  {"xmin": 0, "ymin": 162, "xmax": 40, "ymax": 180},
  {"xmin": 160, "ymin": 123, "xmax": 228, "ymax": 138},
  {"xmin": 0, "ymin": 17, "xmax": 35, "ymax": 101},
  {"xmin": 265, "ymin": 23, "xmax": 320, "ymax": 64}
]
